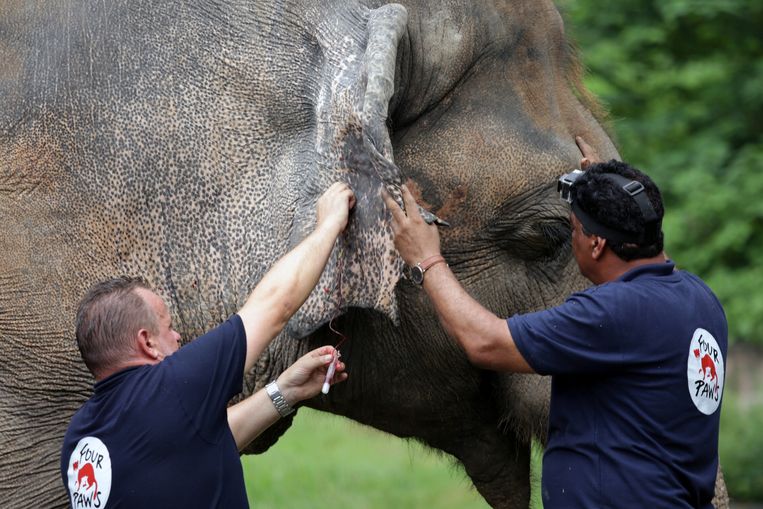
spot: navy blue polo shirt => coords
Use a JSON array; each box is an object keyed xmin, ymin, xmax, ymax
[
  {"xmin": 61, "ymin": 314, "xmax": 248, "ymax": 508},
  {"xmin": 509, "ymin": 261, "xmax": 727, "ymax": 508}
]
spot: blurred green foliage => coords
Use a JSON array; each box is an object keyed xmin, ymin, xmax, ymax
[
  {"xmin": 719, "ymin": 393, "xmax": 763, "ymax": 501},
  {"xmin": 561, "ymin": 0, "xmax": 763, "ymax": 344}
]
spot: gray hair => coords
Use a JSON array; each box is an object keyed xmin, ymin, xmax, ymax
[{"xmin": 74, "ymin": 276, "xmax": 157, "ymax": 378}]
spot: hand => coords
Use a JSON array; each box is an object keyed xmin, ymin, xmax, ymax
[
  {"xmin": 575, "ymin": 136, "xmax": 601, "ymax": 170},
  {"xmin": 276, "ymin": 346, "xmax": 348, "ymax": 405},
  {"xmin": 381, "ymin": 185, "xmax": 441, "ymax": 267},
  {"xmin": 316, "ymin": 182, "xmax": 356, "ymax": 235}
]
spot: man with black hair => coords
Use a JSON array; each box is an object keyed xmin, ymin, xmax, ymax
[
  {"xmin": 570, "ymin": 157, "xmax": 665, "ymax": 261},
  {"xmin": 61, "ymin": 182, "xmax": 354, "ymax": 508},
  {"xmin": 382, "ymin": 139, "xmax": 727, "ymax": 508}
]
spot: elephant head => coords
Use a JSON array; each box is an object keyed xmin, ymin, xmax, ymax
[
  {"xmin": 242, "ymin": 3, "xmax": 619, "ymax": 508},
  {"xmin": 0, "ymin": 1, "xmax": 728, "ymax": 508}
]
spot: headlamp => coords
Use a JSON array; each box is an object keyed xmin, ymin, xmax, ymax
[{"xmin": 557, "ymin": 169, "xmax": 583, "ymax": 204}]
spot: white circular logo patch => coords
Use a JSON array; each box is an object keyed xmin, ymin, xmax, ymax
[
  {"xmin": 67, "ymin": 436, "xmax": 112, "ymax": 508},
  {"xmin": 687, "ymin": 328, "xmax": 724, "ymax": 415}
]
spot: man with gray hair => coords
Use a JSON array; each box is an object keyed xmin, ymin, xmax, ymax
[{"xmin": 61, "ymin": 182, "xmax": 354, "ymax": 508}]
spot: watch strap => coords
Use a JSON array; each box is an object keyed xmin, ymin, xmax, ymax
[
  {"xmin": 265, "ymin": 381, "xmax": 295, "ymax": 417},
  {"xmin": 410, "ymin": 254, "xmax": 447, "ymax": 285},
  {"xmin": 418, "ymin": 254, "xmax": 446, "ymax": 271}
]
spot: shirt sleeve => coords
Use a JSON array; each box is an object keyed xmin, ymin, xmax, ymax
[
  {"xmin": 508, "ymin": 288, "xmax": 625, "ymax": 376},
  {"xmin": 164, "ymin": 314, "xmax": 247, "ymax": 440}
]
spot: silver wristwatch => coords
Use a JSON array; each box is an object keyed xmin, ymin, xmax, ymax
[{"xmin": 265, "ymin": 381, "xmax": 295, "ymax": 417}]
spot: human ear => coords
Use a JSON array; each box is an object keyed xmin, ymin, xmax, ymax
[
  {"xmin": 137, "ymin": 329, "xmax": 158, "ymax": 359},
  {"xmin": 591, "ymin": 236, "xmax": 607, "ymax": 260}
]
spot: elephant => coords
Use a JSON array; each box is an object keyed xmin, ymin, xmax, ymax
[{"xmin": 0, "ymin": 0, "xmax": 729, "ymax": 507}]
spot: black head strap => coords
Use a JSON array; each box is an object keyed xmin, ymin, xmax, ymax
[{"xmin": 573, "ymin": 173, "xmax": 660, "ymax": 244}]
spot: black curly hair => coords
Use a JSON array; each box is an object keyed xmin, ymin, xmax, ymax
[{"xmin": 570, "ymin": 160, "xmax": 664, "ymax": 261}]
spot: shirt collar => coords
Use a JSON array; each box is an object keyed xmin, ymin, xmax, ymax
[
  {"xmin": 93, "ymin": 365, "xmax": 144, "ymax": 395},
  {"xmin": 617, "ymin": 260, "xmax": 676, "ymax": 282}
]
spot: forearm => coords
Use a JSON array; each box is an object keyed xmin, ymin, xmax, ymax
[
  {"xmin": 238, "ymin": 221, "xmax": 341, "ymax": 371},
  {"xmin": 227, "ymin": 388, "xmax": 281, "ymax": 451},
  {"xmin": 422, "ymin": 263, "xmax": 533, "ymax": 373},
  {"xmin": 382, "ymin": 184, "xmax": 532, "ymax": 372},
  {"xmin": 244, "ymin": 221, "xmax": 338, "ymax": 317}
]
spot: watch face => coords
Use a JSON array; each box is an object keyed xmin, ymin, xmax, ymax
[{"xmin": 410, "ymin": 265, "xmax": 424, "ymax": 285}]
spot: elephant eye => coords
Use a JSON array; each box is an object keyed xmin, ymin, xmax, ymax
[
  {"xmin": 488, "ymin": 217, "xmax": 571, "ymax": 261},
  {"xmin": 485, "ymin": 185, "xmax": 572, "ymax": 262}
]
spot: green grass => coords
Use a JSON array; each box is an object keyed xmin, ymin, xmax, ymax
[
  {"xmin": 243, "ymin": 408, "xmax": 544, "ymax": 508},
  {"xmin": 244, "ymin": 393, "xmax": 763, "ymax": 508}
]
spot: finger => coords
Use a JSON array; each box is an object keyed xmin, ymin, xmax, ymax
[
  {"xmin": 575, "ymin": 136, "xmax": 598, "ymax": 161},
  {"xmin": 311, "ymin": 345, "xmax": 336, "ymax": 358},
  {"xmin": 303, "ymin": 355, "xmax": 334, "ymax": 376},
  {"xmin": 381, "ymin": 188, "xmax": 406, "ymax": 223},
  {"xmin": 400, "ymin": 185, "xmax": 421, "ymax": 223},
  {"xmin": 300, "ymin": 346, "xmax": 337, "ymax": 370},
  {"xmin": 390, "ymin": 219, "xmax": 400, "ymax": 236},
  {"xmin": 330, "ymin": 182, "xmax": 349, "ymax": 199}
]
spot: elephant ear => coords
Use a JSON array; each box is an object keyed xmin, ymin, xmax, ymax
[{"xmin": 286, "ymin": 4, "xmax": 408, "ymax": 337}]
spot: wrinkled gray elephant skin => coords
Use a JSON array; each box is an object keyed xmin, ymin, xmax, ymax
[{"xmin": 0, "ymin": 1, "xmax": 728, "ymax": 508}]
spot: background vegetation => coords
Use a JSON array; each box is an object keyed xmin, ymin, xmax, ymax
[
  {"xmin": 562, "ymin": 0, "xmax": 763, "ymax": 345},
  {"xmin": 244, "ymin": 0, "xmax": 763, "ymax": 506}
]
